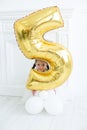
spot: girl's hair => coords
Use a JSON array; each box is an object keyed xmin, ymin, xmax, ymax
[
  {"xmin": 32, "ymin": 63, "xmax": 36, "ymax": 69},
  {"xmin": 32, "ymin": 60, "xmax": 49, "ymax": 70}
]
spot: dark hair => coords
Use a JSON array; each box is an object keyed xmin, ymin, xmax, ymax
[
  {"xmin": 47, "ymin": 64, "xmax": 49, "ymax": 70},
  {"xmin": 32, "ymin": 64, "xmax": 36, "ymax": 69}
]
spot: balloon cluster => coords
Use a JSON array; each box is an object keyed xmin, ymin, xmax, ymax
[{"xmin": 25, "ymin": 91, "xmax": 63, "ymax": 115}]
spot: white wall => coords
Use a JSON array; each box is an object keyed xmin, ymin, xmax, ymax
[
  {"xmin": 0, "ymin": 0, "xmax": 87, "ymax": 98},
  {"xmin": 69, "ymin": 6, "xmax": 87, "ymax": 97},
  {"xmin": 0, "ymin": 0, "xmax": 87, "ymax": 11}
]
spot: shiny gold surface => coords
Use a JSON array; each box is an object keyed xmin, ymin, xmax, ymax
[{"xmin": 14, "ymin": 6, "xmax": 72, "ymax": 90}]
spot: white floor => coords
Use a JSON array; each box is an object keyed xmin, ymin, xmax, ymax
[{"xmin": 0, "ymin": 95, "xmax": 87, "ymax": 130}]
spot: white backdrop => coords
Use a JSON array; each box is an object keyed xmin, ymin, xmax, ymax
[
  {"xmin": 69, "ymin": 8, "xmax": 87, "ymax": 97},
  {"xmin": 0, "ymin": 0, "xmax": 87, "ymax": 99}
]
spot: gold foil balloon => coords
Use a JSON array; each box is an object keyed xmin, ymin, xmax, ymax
[{"xmin": 14, "ymin": 6, "xmax": 72, "ymax": 90}]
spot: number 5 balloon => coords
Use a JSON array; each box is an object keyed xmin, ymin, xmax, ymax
[{"xmin": 14, "ymin": 6, "xmax": 72, "ymax": 90}]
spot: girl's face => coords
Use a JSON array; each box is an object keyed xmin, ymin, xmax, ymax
[{"xmin": 35, "ymin": 60, "xmax": 48, "ymax": 72}]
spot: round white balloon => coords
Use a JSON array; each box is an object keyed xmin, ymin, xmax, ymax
[
  {"xmin": 39, "ymin": 91, "xmax": 49, "ymax": 100},
  {"xmin": 25, "ymin": 96, "xmax": 44, "ymax": 114},
  {"xmin": 39, "ymin": 90, "xmax": 56, "ymax": 100},
  {"xmin": 44, "ymin": 96, "xmax": 63, "ymax": 115}
]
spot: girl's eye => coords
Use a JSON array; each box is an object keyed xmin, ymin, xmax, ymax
[
  {"xmin": 42, "ymin": 64, "xmax": 45, "ymax": 66},
  {"xmin": 37, "ymin": 64, "xmax": 40, "ymax": 66}
]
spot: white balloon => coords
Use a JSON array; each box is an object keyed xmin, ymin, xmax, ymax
[
  {"xmin": 25, "ymin": 96, "xmax": 44, "ymax": 114},
  {"xmin": 39, "ymin": 90, "xmax": 56, "ymax": 100},
  {"xmin": 44, "ymin": 96, "xmax": 63, "ymax": 115},
  {"xmin": 39, "ymin": 91, "xmax": 49, "ymax": 100}
]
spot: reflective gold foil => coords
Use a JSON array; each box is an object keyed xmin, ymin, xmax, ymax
[{"xmin": 14, "ymin": 6, "xmax": 72, "ymax": 90}]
